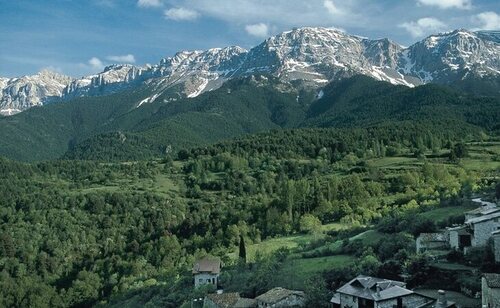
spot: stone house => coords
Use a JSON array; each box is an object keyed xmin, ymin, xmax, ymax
[
  {"xmin": 203, "ymin": 292, "xmax": 256, "ymax": 308},
  {"xmin": 193, "ymin": 257, "xmax": 222, "ymax": 288},
  {"xmin": 492, "ymin": 231, "xmax": 500, "ymax": 263},
  {"xmin": 447, "ymin": 225, "xmax": 471, "ymax": 251},
  {"xmin": 482, "ymin": 273, "xmax": 500, "ymax": 308},
  {"xmin": 464, "ymin": 205, "xmax": 500, "ymax": 221},
  {"xmin": 416, "ymin": 233, "xmax": 449, "ymax": 253},
  {"xmin": 204, "ymin": 292, "xmax": 241, "ymax": 308},
  {"xmin": 466, "ymin": 212, "xmax": 500, "ymax": 247},
  {"xmin": 255, "ymin": 287, "xmax": 305, "ymax": 307},
  {"xmin": 330, "ymin": 275, "xmax": 456, "ymax": 308}
]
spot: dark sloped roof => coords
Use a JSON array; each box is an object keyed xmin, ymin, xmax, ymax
[
  {"xmin": 418, "ymin": 233, "xmax": 448, "ymax": 242},
  {"xmin": 484, "ymin": 273, "xmax": 500, "ymax": 288},
  {"xmin": 466, "ymin": 211, "xmax": 500, "ymax": 224},
  {"xmin": 205, "ymin": 292, "xmax": 240, "ymax": 308},
  {"xmin": 337, "ymin": 275, "xmax": 410, "ymax": 301},
  {"xmin": 465, "ymin": 205, "xmax": 498, "ymax": 216},
  {"xmin": 413, "ymin": 291, "xmax": 456, "ymax": 308},
  {"xmin": 416, "ymin": 301, "xmax": 456, "ymax": 308},
  {"xmin": 193, "ymin": 257, "xmax": 222, "ymax": 274},
  {"xmin": 256, "ymin": 287, "xmax": 305, "ymax": 304},
  {"xmin": 377, "ymin": 285, "xmax": 413, "ymax": 300},
  {"xmin": 234, "ymin": 297, "xmax": 257, "ymax": 307}
]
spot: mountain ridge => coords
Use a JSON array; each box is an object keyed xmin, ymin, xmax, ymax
[{"xmin": 1, "ymin": 27, "xmax": 499, "ymax": 115}]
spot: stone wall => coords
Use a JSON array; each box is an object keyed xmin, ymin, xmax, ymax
[
  {"xmin": 482, "ymin": 278, "xmax": 500, "ymax": 307},
  {"xmin": 339, "ymin": 293, "xmax": 357, "ymax": 308},
  {"xmin": 203, "ymin": 297, "xmax": 218, "ymax": 308},
  {"xmin": 194, "ymin": 273, "xmax": 218, "ymax": 288},
  {"xmin": 472, "ymin": 220, "xmax": 500, "ymax": 247},
  {"xmin": 376, "ymin": 294, "xmax": 432, "ymax": 308},
  {"xmin": 493, "ymin": 235, "xmax": 500, "ymax": 263},
  {"xmin": 449, "ymin": 230, "xmax": 460, "ymax": 249},
  {"xmin": 257, "ymin": 295, "xmax": 305, "ymax": 307}
]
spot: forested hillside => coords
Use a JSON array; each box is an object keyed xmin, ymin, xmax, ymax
[
  {"xmin": 1, "ymin": 124, "xmax": 499, "ymax": 306},
  {"xmin": 0, "ymin": 75, "xmax": 499, "ymax": 162},
  {"xmin": 1, "ymin": 73, "xmax": 499, "ymax": 307}
]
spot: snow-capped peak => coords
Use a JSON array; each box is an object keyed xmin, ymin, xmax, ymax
[{"xmin": 1, "ymin": 27, "xmax": 499, "ymax": 115}]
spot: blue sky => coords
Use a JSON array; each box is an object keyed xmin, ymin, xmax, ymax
[{"xmin": 1, "ymin": 0, "xmax": 499, "ymax": 78}]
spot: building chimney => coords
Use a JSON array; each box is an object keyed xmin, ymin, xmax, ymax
[
  {"xmin": 376, "ymin": 283, "xmax": 381, "ymax": 297},
  {"xmin": 437, "ymin": 290, "xmax": 446, "ymax": 307}
]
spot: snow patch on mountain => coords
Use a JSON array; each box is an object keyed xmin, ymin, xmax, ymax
[{"xmin": 1, "ymin": 27, "xmax": 499, "ymax": 115}]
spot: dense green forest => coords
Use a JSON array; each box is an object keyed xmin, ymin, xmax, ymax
[
  {"xmin": 0, "ymin": 75, "xmax": 498, "ymax": 162},
  {"xmin": 1, "ymin": 75, "xmax": 499, "ymax": 307},
  {"xmin": 1, "ymin": 124, "xmax": 499, "ymax": 306}
]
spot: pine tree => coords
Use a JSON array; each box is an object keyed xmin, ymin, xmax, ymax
[{"xmin": 238, "ymin": 235, "xmax": 247, "ymax": 263}]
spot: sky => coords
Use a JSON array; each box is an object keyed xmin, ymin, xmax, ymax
[{"xmin": 0, "ymin": 0, "xmax": 499, "ymax": 78}]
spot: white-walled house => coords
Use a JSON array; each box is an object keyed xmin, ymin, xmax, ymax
[{"xmin": 193, "ymin": 257, "xmax": 222, "ymax": 288}]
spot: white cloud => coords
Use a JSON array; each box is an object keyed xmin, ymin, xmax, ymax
[
  {"xmin": 472, "ymin": 11, "xmax": 500, "ymax": 30},
  {"xmin": 399, "ymin": 17, "xmax": 448, "ymax": 38},
  {"xmin": 180, "ymin": 0, "xmax": 359, "ymax": 28},
  {"xmin": 245, "ymin": 23, "xmax": 269, "ymax": 38},
  {"xmin": 106, "ymin": 54, "xmax": 136, "ymax": 63},
  {"xmin": 88, "ymin": 57, "xmax": 104, "ymax": 70},
  {"xmin": 40, "ymin": 66, "xmax": 64, "ymax": 74},
  {"xmin": 416, "ymin": 0, "xmax": 472, "ymax": 10},
  {"xmin": 323, "ymin": 0, "xmax": 343, "ymax": 15},
  {"xmin": 164, "ymin": 7, "xmax": 200, "ymax": 21},
  {"xmin": 137, "ymin": 0, "xmax": 162, "ymax": 8}
]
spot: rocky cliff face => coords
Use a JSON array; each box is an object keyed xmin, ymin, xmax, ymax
[
  {"xmin": 0, "ymin": 70, "xmax": 73, "ymax": 115},
  {"xmin": 1, "ymin": 27, "xmax": 499, "ymax": 115}
]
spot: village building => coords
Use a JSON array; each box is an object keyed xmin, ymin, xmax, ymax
[
  {"xmin": 204, "ymin": 292, "xmax": 241, "ymax": 308},
  {"xmin": 464, "ymin": 205, "xmax": 500, "ymax": 221},
  {"xmin": 492, "ymin": 231, "xmax": 500, "ymax": 263},
  {"xmin": 417, "ymin": 202, "xmax": 500, "ymax": 258},
  {"xmin": 447, "ymin": 225, "xmax": 471, "ymax": 251},
  {"xmin": 193, "ymin": 257, "xmax": 223, "ymax": 288},
  {"xmin": 203, "ymin": 292, "xmax": 257, "ymax": 308},
  {"xmin": 255, "ymin": 287, "xmax": 305, "ymax": 307},
  {"xmin": 330, "ymin": 275, "xmax": 456, "ymax": 308},
  {"xmin": 416, "ymin": 233, "xmax": 449, "ymax": 253},
  {"xmin": 234, "ymin": 298, "xmax": 258, "ymax": 308},
  {"xmin": 482, "ymin": 273, "xmax": 500, "ymax": 308},
  {"xmin": 466, "ymin": 212, "xmax": 500, "ymax": 247}
]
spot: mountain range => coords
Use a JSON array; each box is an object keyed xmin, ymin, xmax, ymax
[{"xmin": 1, "ymin": 27, "xmax": 499, "ymax": 116}]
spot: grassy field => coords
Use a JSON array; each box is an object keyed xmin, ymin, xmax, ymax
[
  {"xmin": 274, "ymin": 255, "xmax": 355, "ymax": 289},
  {"xmin": 418, "ymin": 203, "xmax": 478, "ymax": 222},
  {"xmin": 462, "ymin": 141, "xmax": 500, "ymax": 172},
  {"xmin": 350, "ymin": 230, "xmax": 385, "ymax": 245},
  {"xmin": 229, "ymin": 234, "xmax": 320, "ymax": 262},
  {"xmin": 365, "ymin": 141, "xmax": 500, "ymax": 174}
]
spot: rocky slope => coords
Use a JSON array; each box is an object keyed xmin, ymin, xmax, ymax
[
  {"xmin": 1, "ymin": 27, "xmax": 499, "ymax": 115},
  {"xmin": 0, "ymin": 70, "xmax": 73, "ymax": 115}
]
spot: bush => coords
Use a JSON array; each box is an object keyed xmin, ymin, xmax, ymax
[{"xmin": 299, "ymin": 214, "xmax": 322, "ymax": 234}]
